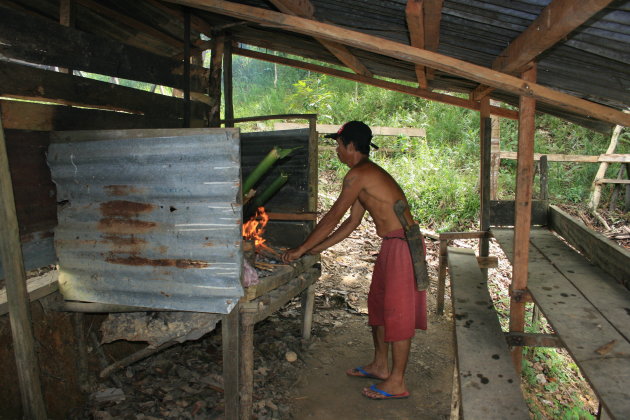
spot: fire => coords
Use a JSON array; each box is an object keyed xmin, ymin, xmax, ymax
[{"xmin": 242, "ymin": 206, "xmax": 269, "ymax": 249}]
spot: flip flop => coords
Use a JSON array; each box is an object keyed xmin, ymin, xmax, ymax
[
  {"xmin": 346, "ymin": 367, "xmax": 384, "ymax": 380},
  {"xmin": 362, "ymin": 384, "xmax": 410, "ymax": 400}
]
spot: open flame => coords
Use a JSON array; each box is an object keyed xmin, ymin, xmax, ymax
[{"xmin": 242, "ymin": 206, "xmax": 269, "ymax": 249}]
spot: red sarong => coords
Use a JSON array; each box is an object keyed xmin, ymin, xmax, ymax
[{"xmin": 368, "ymin": 228, "xmax": 427, "ymax": 342}]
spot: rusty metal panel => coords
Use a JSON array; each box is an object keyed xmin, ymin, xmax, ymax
[{"xmin": 47, "ymin": 128, "xmax": 243, "ymax": 314}]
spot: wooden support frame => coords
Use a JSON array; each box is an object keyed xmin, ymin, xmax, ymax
[
  {"xmin": 164, "ymin": 0, "xmax": 630, "ymax": 127},
  {"xmin": 479, "ymin": 97, "xmax": 491, "ymax": 280},
  {"xmin": 0, "ymin": 116, "xmax": 48, "ymax": 419},
  {"xmin": 509, "ymin": 64, "xmax": 537, "ymax": 372},
  {"xmin": 405, "ymin": 0, "xmax": 427, "ymax": 89},
  {"xmin": 232, "ymin": 47, "xmax": 517, "ymax": 120},
  {"xmin": 269, "ymin": 0, "xmax": 372, "ymax": 77},
  {"xmin": 208, "ymin": 34, "xmax": 225, "ymax": 127},
  {"xmin": 224, "ymin": 37, "xmax": 234, "ymax": 128}
]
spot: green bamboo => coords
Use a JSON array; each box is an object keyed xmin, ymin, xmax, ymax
[
  {"xmin": 242, "ymin": 146, "xmax": 300, "ymax": 195},
  {"xmin": 253, "ymin": 172, "xmax": 289, "ymax": 207}
]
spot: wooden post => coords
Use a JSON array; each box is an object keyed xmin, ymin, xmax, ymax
[
  {"xmin": 0, "ymin": 117, "xmax": 48, "ymax": 419},
  {"xmin": 301, "ymin": 283, "xmax": 316, "ymax": 340},
  {"xmin": 436, "ymin": 238, "xmax": 448, "ymax": 315},
  {"xmin": 510, "ymin": 64, "xmax": 537, "ymax": 373},
  {"xmin": 224, "ymin": 38, "xmax": 234, "ymax": 128},
  {"xmin": 208, "ymin": 33, "xmax": 225, "ymax": 127},
  {"xmin": 223, "ymin": 303, "xmax": 240, "ymax": 420},
  {"xmin": 59, "ymin": 0, "xmax": 75, "ymax": 74},
  {"xmin": 239, "ymin": 309, "xmax": 255, "ymax": 420},
  {"xmin": 183, "ymin": 9, "xmax": 191, "ymax": 128},
  {"xmin": 489, "ymin": 99, "xmax": 501, "ymax": 200},
  {"xmin": 479, "ymin": 97, "xmax": 491, "ymax": 280},
  {"xmin": 539, "ymin": 155, "xmax": 548, "ymax": 201},
  {"xmin": 625, "ymin": 163, "xmax": 630, "ymax": 212}
]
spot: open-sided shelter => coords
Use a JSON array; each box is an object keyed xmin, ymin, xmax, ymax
[{"xmin": 0, "ymin": 1, "xmax": 629, "ymax": 419}]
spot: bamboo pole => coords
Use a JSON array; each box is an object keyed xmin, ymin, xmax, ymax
[
  {"xmin": 588, "ymin": 124, "xmax": 624, "ymax": 217},
  {"xmin": 510, "ymin": 64, "xmax": 537, "ymax": 373},
  {"xmin": 0, "ymin": 115, "xmax": 48, "ymax": 418}
]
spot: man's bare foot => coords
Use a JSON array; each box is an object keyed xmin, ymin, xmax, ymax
[
  {"xmin": 362, "ymin": 383, "xmax": 410, "ymax": 400},
  {"xmin": 345, "ymin": 366, "xmax": 387, "ymax": 380}
]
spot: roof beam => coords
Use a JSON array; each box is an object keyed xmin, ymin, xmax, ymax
[
  {"xmin": 405, "ymin": 0, "xmax": 427, "ymax": 89},
  {"xmin": 233, "ymin": 46, "xmax": 517, "ymax": 120},
  {"xmin": 474, "ymin": 0, "xmax": 615, "ymax": 101},
  {"xmin": 493, "ymin": 0, "xmax": 615, "ymax": 74},
  {"xmin": 75, "ymin": 0, "xmax": 186, "ymax": 50},
  {"xmin": 268, "ymin": 0, "xmax": 372, "ymax": 77},
  {"xmin": 164, "ymin": 0, "xmax": 630, "ymax": 127},
  {"xmin": 423, "ymin": 0, "xmax": 443, "ymax": 81}
]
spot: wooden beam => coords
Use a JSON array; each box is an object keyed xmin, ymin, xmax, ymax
[
  {"xmin": 405, "ymin": 0, "xmax": 427, "ymax": 89},
  {"xmin": 0, "ymin": 115, "xmax": 48, "ymax": 419},
  {"xmin": 269, "ymin": 0, "xmax": 372, "ymax": 77},
  {"xmin": 423, "ymin": 0, "xmax": 443, "ymax": 80},
  {"xmin": 164, "ymin": 0, "xmax": 630, "ymax": 126},
  {"xmin": 0, "ymin": 7, "xmax": 207, "ymax": 92},
  {"xmin": 510, "ymin": 64, "xmax": 537, "ymax": 372},
  {"xmin": 471, "ymin": 84, "xmax": 494, "ymax": 102},
  {"xmin": 75, "ymin": 0, "xmax": 185, "ymax": 50},
  {"xmin": 0, "ymin": 61, "xmax": 207, "ymax": 120},
  {"xmin": 146, "ymin": 0, "xmax": 214, "ymax": 36},
  {"xmin": 0, "ymin": 100, "xmax": 185, "ymax": 131},
  {"xmin": 274, "ymin": 122, "xmax": 426, "ymax": 137},
  {"xmin": 208, "ymin": 34, "xmax": 224, "ymax": 127},
  {"xmin": 224, "ymin": 37, "xmax": 234, "ymax": 128},
  {"xmin": 233, "ymin": 47, "xmax": 518, "ymax": 120},
  {"xmin": 493, "ymin": 0, "xmax": 615, "ymax": 74}
]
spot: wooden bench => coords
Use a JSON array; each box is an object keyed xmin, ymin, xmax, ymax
[
  {"xmin": 492, "ymin": 228, "xmax": 630, "ymax": 419},
  {"xmin": 448, "ymin": 247, "xmax": 530, "ymax": 419}
]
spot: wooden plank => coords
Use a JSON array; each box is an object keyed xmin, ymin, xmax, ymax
[
  {"xmin": 0, "ymin": 7, "xmax": 206, "ymax": 91},
  {"xmin": 266, "ymin": 212, "xmax": 318, "ymax": 221},
  {"xmin": 164, "ymin": 0, "xmax": 630, "ymax": 127},
  {"xmin": 269, "ymin": 0, "xmax": 372, "ymax": 77},
  {"xmin": 243, "ymin": 255, "xmax": 318, "ymax": 302},
  {"xmin": 549, "ymin": 205, "xmax": 630, "ymax": 288},
  {"xmin": 75, "ymin": 0, "xmax": 185, "ymax": 51},
  {"xmin": 0, "ymin": 115, "xmax": 48, "ymax": 419},
  {"xmin": 528, "ymin": 228, "xmax": 630, "ymax": 342},
  {"xmin": 405, "ymin": 0, "xmax": 428, "ymax": 89},
  {"xmin": 493, "ymin": 0, "xmax": 615, "ymax": 74},
  {"xmin": 423, "ymin": 0, "xmax": 443, "ymax": 80},
  {"xmin": 0, "ymin": 61, "xmax": 206, "ymax": 120},
  {"xmin": 596, "ymin": 179, "xmax": 630, "ymax": 185},
  {"xmin": 490, "ymin": 200, "xmax": 548, "ymax": 227},
  {"xmin": 439, "ymin": 231, "xmax": 490, "ymax": 240},
  {"xmin": 235, "ymin": 47, "xmax": 518, "ymax": 120},
  {"xmin": 0, "ymin": 101, "xmax": 185, "ymax": 131},
  {"xmin": 222, "ymin": 303, "xmax": 240, "ymax": 420},
  {"xmin": 274, "ymin": 122, "xmax": 426, "ymax": 137},
  {"xmin": 598, "ymin": 154, "xmax": 630, "ymax": 163},
  {"xmin": 492, "ymin": 228, "xmax": 630, "ymax": 420},
  {"xmin": 499, "ymin": 151, "xmax": 600, "ymax": 163},
  {"xmin": 447, "ymin": 247, "xmax": 529, "ymax": 420},
  {"xmin": 0, "ymin": 271, "xmax": 58, "ymax": 316}
]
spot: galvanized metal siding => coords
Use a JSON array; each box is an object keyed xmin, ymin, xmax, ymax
[{"xmin": 47, "ymin": 128, "xmax": 243, "ymax": 313}]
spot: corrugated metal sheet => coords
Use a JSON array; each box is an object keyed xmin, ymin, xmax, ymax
[{"xmin": 47, "ymin": 128, "xmax": 243, "ymax": 313}]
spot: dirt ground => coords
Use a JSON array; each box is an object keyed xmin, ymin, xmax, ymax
[{"xmin": 286, "ymin": 223, "xmax": 454, "ymax": 420}]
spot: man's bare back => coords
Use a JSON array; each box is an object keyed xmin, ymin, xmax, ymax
[{"xmin": 350, "ymin": 160, "xmax": 411, "ymax": 237}]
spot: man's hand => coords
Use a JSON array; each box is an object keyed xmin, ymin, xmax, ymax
[{"xmin": 281, "ymin": 247, "xmax": 304, "ymax": 263}]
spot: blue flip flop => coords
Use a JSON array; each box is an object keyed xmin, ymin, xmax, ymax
[
  {"xmin": 346, "ymin": 367, "xmax": 383, "ymax": 380},
  {"xmin": 363, "ymin": 384, "xmax": 410, "ymax": 400}
]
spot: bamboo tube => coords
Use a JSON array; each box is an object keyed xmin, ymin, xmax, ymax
[
  {"xmin": 253, "ymin": 172, "xmax": 288, "ymax": 207},
  {"xmin": 242, "ymin": 147, "xmax": 299, "ymax": 195}
]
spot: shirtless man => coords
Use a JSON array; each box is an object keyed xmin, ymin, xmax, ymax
[{"xmin": 282, "ymin": 121, "xmax": 427, "ymax": 400}]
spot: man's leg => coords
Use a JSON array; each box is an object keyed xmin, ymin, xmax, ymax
[
  {"xmin": 346, "ymin": 325, "xmax": 389, "ymax": 379},
  {"xmin": 363, "ymin": 338, "xmax": 411, "ymax": 397}
]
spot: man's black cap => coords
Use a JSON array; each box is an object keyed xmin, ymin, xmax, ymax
[{"xmin": 324, "ymin": 121, "xmax": 379, "ymax": 150}]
